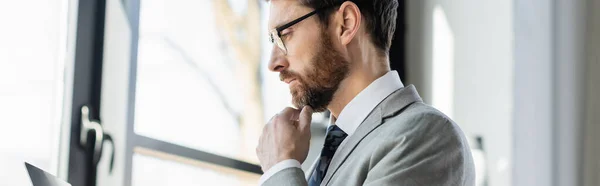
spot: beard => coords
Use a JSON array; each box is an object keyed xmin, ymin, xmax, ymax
[{"xmin": 279, "ymin": 31, "xmax": 350, "ymax": 112}]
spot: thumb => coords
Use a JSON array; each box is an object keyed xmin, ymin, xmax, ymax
[{"xmin": 299, "ymin": 105, "xmax": 313, "ymax": 130}]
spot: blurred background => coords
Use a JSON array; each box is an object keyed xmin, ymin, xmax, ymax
[{"xmin": 0, "ymin": 0, "xmax": 598, "ymax": 186}]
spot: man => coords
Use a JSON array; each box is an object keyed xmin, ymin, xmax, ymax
[{"xmin": 256, "ymin": 0, "xmax": 475, "ymax": 185}]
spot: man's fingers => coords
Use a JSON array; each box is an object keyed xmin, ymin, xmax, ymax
[
  {"xmin": 299, "ymin": 105, "xmax": 313, "ymax": 130},
  {"xmin": 278, "ymin": 107, "xmax": 301, "ymax": 122}
]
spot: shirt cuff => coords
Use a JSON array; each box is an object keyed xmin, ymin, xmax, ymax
[{"xmin": 258, "ymin": 159, "xmax": 302, "ymax": 185}]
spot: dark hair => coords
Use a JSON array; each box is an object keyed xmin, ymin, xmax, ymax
[{"xmin": 303, "ymin": 0, "xmax": 398, "ymax": 54}]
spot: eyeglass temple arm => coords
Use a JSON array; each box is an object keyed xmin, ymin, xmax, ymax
[{"xmin": 276, "ymin": 9, "xmax": 320, "ymax": 33}]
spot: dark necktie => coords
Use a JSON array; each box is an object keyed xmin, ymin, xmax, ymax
[{"xmin": 308, "ymin": 125, "xmax": 348, "ymax": 186}]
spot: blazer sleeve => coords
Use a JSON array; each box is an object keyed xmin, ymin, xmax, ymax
[
  {"xmin": 261, "ymin": 167, "xmax": 308, "ymax": 186},
  {"xmin": 363, "ymin": 115, "xmax": 475, "ymax": 186}
]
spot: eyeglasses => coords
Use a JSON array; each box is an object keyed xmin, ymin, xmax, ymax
[{"xmin": 268, "ymin": 9, "xmax": 322, "ymax": 55}]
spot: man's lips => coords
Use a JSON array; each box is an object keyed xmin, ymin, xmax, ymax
[{"xmin": 284, "ymin": 78, "xmax": 297, "ymax": 84}]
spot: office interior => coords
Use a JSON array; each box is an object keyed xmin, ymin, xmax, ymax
[{"xmin": 0, "ymin": 0, "xmax": 599, "ymax": 185}]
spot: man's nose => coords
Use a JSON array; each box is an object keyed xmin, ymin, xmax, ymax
[{"xmin": 268, "ymin": 46, "xmax": 288, "ymax": 72}]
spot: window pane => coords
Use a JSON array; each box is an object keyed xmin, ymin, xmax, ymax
[
  {"xmin": 0, "ymin": 0, "xmax": 67, "ymax": 185},
  {"xmin": 134, "ymin": 0, "xmax": 266, "ymax": 163},
  {"xmin": 132, "ymin": 150, "xmax": 259, "ymax": 186}
]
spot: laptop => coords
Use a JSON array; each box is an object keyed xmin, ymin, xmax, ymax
[{"xmin": 25, "ymin": 162, "xmax": 71, "ymax": 186}]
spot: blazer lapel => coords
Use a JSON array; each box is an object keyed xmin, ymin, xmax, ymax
[{"xmin": 321, "ymin": 85, "xmax": 423, "ymax": 186}]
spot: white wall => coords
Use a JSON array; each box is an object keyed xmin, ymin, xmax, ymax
[
  {"xmin": 407, "ymin": 0, "xmax": 595, "ymax": 185},
  {"xmin": 513, "ymin": 0, "xmax": 554, "ymax": 185},
  {"xmin": 406, "ymin": 0, "xmax": 515, "ymax": 185}
]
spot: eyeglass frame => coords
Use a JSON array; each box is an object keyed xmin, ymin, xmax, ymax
[{"xmin": 268, "ymin": 6, "xmax": 333, "ymax": 55}]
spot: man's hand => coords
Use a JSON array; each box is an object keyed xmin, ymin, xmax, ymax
[{"xmin": 256, "ymin": 106, "xmax": 313, "ymax": 172}]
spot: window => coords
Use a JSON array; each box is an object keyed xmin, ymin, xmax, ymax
[
  {"xmin": 132, "ymin": 150, "xmax": 259, "ymax": 186},
  {"xmin": 135, "ymin": 0, "xmax": 263, "ymax": 164},
  {"xmin": 0, "ymin": 0, "xmax": 69, "ymax": 185},
  {"xmin": 129, "ymin": 0, "xmax": 271, "ymax": 184},
  {"xmin": 98, "ymin": 1, "xmax": 330, "ymax": 185}
]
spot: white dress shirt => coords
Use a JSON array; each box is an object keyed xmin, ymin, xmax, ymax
[{"xmin": 259, "ymin": 71, "xmax": 404, "ymax": 185}]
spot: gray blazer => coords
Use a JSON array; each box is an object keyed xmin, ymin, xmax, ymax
[{"xmin": 262, "ymin": 85, "xmax": 475, "ymax": 186}]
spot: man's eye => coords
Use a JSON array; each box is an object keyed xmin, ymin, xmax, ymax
[
  {"xmin": 280, "ymin": 28, "xmax": 292, "ymax": 37},
  {"xmin": 280, "ymin": 32, "xmax": 291, "ymax": 40}
]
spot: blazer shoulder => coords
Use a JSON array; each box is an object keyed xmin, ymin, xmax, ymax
[{"xmin": 380, "ymin": 102, "xmax": 463, "ymax": 140}]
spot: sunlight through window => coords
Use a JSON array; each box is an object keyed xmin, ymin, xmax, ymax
[{"xmin": 432, "ymin": 6, "xmax": 455, "ymax": 119}]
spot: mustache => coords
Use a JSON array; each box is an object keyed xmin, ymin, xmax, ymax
[{"xmin": 279, "ymin": 70, "xmax": 301, "ymax": 82}]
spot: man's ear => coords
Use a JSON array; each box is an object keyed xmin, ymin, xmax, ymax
[{"xmin": 335, "ymin": 1, "xmax": 361, "ymax": 46}]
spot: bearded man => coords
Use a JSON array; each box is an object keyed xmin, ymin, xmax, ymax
[{"xmin": 256, "ymin": 0, "xmax": 475, "ymax": 185}]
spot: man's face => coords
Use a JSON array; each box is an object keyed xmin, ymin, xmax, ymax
[{"xmin": 268, "ymin": 1, "xmax": 350, "ymax": 112}]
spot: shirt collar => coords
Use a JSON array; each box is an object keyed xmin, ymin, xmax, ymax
[{"xmin": 329, "ymin": 71, "xmax": 404, "ymax": 136}]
